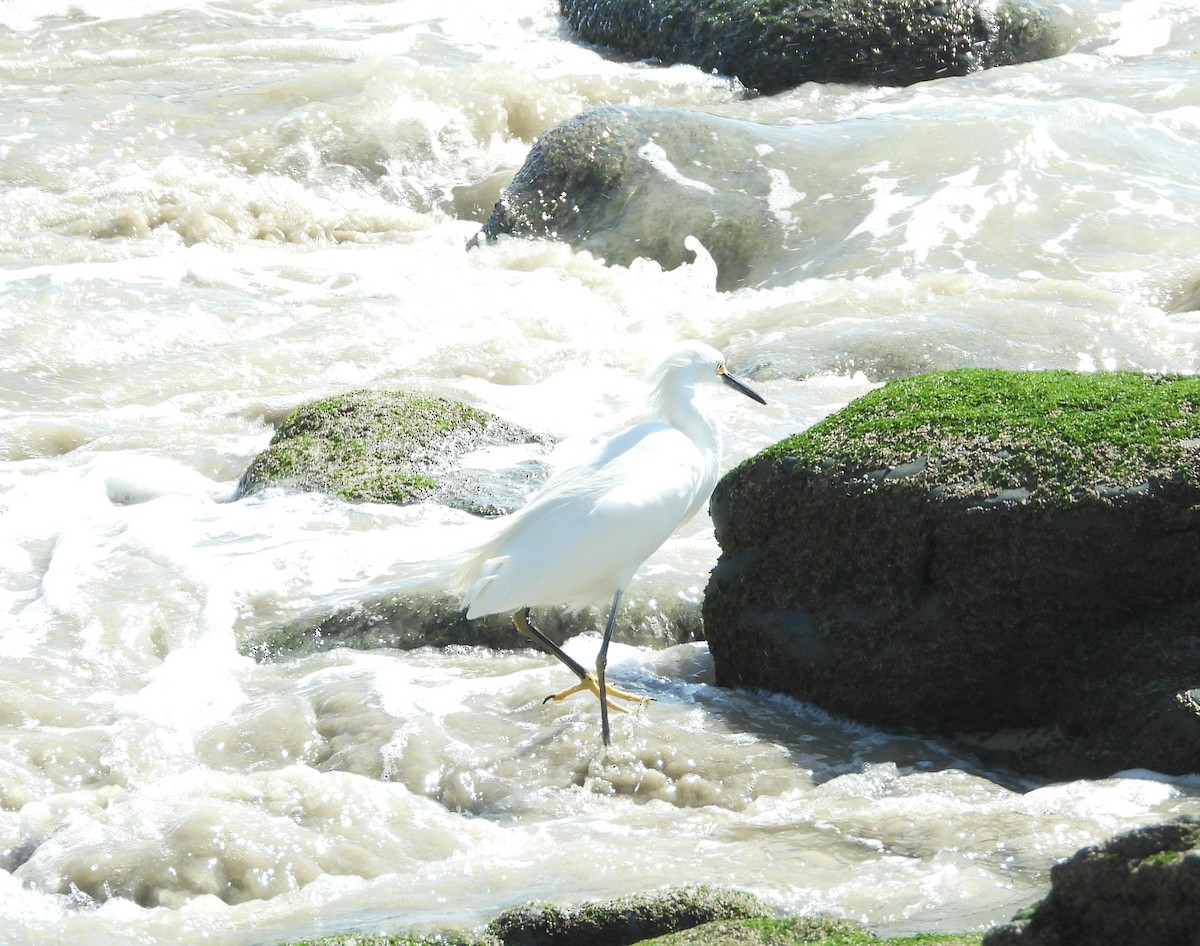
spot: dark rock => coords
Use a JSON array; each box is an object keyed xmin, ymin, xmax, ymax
[
  {"xmin": 560, "ymin": 0, "xmax": 1069, "ymax": 94},
  {"xmin": 243, "ymin": 587, "xmax": 705, "ymax": 660},
  {"xmin": 487, "ymin": 886, "xmax": 768, "ymax": 946},
  {"xmin": 704, "ymin": 368, "xmax": 1200, "ymax": 778},
  {"xmin": 473, "ymin": 106, "xmax": 779, "ymax": 291},
  {"xmin": 984, "ymin": 818, "xmax": 1200, "ymax": 946},
  {"xmin": 236, "ymin": 389, "xmax": 549, "ymax": 515}
]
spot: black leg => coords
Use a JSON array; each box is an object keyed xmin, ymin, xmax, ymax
[
  {"xmin": 511, "ymin": 601, "xmax": 645, "ymax": 734},
  {"xmin": 597, "ymin": 588, "xmax": 623, "ymax": 747},
  {"xmin": 513, "ymin": 608, "xmax": 590, "ymax": 680}
]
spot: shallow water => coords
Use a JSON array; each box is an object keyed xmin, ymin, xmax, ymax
[{"xmin": 2, "ymin": 0, "xmax": 1199, "ymax": 943}]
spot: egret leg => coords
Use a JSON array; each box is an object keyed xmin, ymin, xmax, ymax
[
  {"xmin": 512, "ymin": 609, "xmax": 645, "ymax": 713},
  {"xmin": 597, "ymin": 588, "xmax": 623, "ymax": 747}
]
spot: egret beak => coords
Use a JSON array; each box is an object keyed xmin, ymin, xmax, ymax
[{"xmin": 722, "ymin": 370, "xmax": 766, "ymax": 405}]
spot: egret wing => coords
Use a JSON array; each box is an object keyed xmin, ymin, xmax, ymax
[{"xmin": 461, "ymin": 423, "xmax": 710, "ymax": 616}]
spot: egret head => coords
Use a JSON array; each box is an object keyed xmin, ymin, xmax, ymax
[
  {"xmin": 716, "ymin": 359, "xmax": 766, "ymax": 405},
  {"xmin": 649, "ymin": 341, "xmax": 766, "ymax": 406}
]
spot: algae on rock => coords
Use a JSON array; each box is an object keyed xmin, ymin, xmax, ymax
[
  {"xmin": 488, "ymin": 886, "xmax": 767, "ymax": 946},
  {"xmin": 236, "ymin": 389, "xmax": 548, "ymax": 514},
  {"xmin": 705, "ymin": 369, "xmax": 1200, "ymax": 778},
  {"xmin": 749, "ymin": 368, "xmax": 1200, "ymax": 504},
  {"xmin": 984, "ymin": 818, "xmax": 1200, "ymax": 946}
]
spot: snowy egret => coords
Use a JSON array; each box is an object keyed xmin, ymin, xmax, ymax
[{"xmin": 458, "ymin": 342, "xmax": 766, "ymax": 745}]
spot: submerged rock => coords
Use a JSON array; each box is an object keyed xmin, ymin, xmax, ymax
[
  {"xmin": 480, "ymin": 103, "xmax": 1135, "ymax": 297},
  {"xmin": 244, "ymin": 587, "xmax": 704, "ymax": 660},
  {"xmin": 704, "ymin": 368, "xmax": 1200, "ymax": 778},
  {"xmin": 560, "ymin": 0, "xmax": 1068, "ymax": 94},
  {"xmin": 473, "ymin": 106, "xmax": 780, "ymax": 291},
  {"xmin": 984, "ymin": 818, "xmax": 1200, "ymax": 946},
  {"xmin": 236, "ymin": 389, "xmax": 549, "ymax": 514}
]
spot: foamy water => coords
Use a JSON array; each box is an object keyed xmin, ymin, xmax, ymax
[{"xmin": 2, "ymin": 1, "xmax": 1199, "ymax": 943}]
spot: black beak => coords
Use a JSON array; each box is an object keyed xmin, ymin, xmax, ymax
[{"xmin": 722, "ymin": 370, "xmax": 766, "ymax": 405}]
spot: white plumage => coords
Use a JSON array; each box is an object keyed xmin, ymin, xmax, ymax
[{"xmin": 458, "ymin": 341, "xmax": 765, "ymax": 745}]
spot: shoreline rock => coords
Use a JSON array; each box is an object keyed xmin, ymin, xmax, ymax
[
  {"xmin": 704, "ymin": 368, "xmax": 1200, "ymax": 778},
  {"xmin": 243, "ymin": 589, "xmax": 705, "ymax": 660},
  {"xmin": 473, "ymin": 106, "xmax": 780, "ymax": 291},
  {"xmin": 559, "ymin": 0, "xmax": 1069, "ymax": 94},
  {"xmin": 486, "ymin": 887, "xmax": 767, "ymax": 946},
  {"xmin": 236, "ymin": 389, "xmax": 550, "ymax": 515},
  {"xmin": 983, "ymin": 818, "xmax": 1200, "ymax": 945}
]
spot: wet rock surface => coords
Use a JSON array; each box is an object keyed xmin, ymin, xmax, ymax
[
  {"xmin": 277, "ymin": 824, "xmax": 1200, "ymax": 945},
  {"xmin": 245, "ymin": 586, "xmax": 704, "ymax": 659},
  {"xmin": 236, "ymin": 389, "xmax": 550, "ymax": 514},
  {"xmin": 559, "ymin": 0, "xmax": 1068, "ymax": 94},
  {"xmin": 474, "ymin": 106, "xmax": 779, "ymax": 291},
  {"xmin": 704, "ymin": 368, "xmax": 1200, "ymax": 778},
  {"xmin": 983, "ymin": 818, "xmax": 1200, "ymax": 946},
  {"xmin": 487, "ymin": 887, "xmax": 768, "ymax": 946}
]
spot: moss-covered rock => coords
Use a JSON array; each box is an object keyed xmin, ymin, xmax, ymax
[
  {"xmin": 645, "ymin": 917, "xmax": 982, "ymax": 944},
  {"xmin": 560, "ymin": 0, "xmax": 1068, "ymax": 94},
  {"xmin": 704, "ymin": 369, "xmax": 1200, "ymax": 778},
  {"xmin": 236, "ymin": 389, "xmax": 548, "ymax": 514},
  {"xmin": 486, "ymin": 887, "xmax": 768, "ymax": 946},
  {"xmin": 285, "ymin": 937, "xmax": 484, "ymax": 946},
  {"xmin": 983, "ymin": 818, "xmax": 1200, "ymax": 945}
]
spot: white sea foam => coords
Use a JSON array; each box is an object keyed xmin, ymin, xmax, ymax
[{"xmin": 1, "ymin": 0, "xmax": 1199, "ymax": 944}]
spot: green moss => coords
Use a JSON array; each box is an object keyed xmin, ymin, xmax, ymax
[
  {"xmin": 277, "ymin": 920, "xmax": 984, "ymax": 946},
  {"xmin": 237, "ymin": 389, "xmax": 544, "ymax": 511},
  {"xmin": 752, "ymin": 369, "xmax": 1200, "ymax": 502},
  {"xmin": 640, "ymin": 916, "xmax": 983, "ymax": 945},
  {"xmin": 274, "ymin": 391, "xmax": 493, "ymax": 450},
  {"xmin": 487, "ymin": 886, "xmax": 768, "ymax": 946},
  {"xmin": 1008, "ymin": 899, "xmax": 1042, "ymax": 924},
  {"xmin": 1143, "ymin": 827, "xmax": 1200, "ymax": 864},
  {"xmin": 285, "ymin": 936, "xmax": 487, "ymax": 946}
]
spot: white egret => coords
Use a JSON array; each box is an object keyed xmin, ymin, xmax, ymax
[{"xmin": 458, "ymin": 341, "xmax": 766, "ymax": 745}]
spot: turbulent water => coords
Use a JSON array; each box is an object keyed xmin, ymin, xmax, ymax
[{"xmin": 2, "ymin": 1, "xmax": 1200, "ymax": 943}]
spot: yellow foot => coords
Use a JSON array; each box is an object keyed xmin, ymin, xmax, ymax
[{"xmin": 542, "ymin": 672, "xmax": 650, "ymax": 714}]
